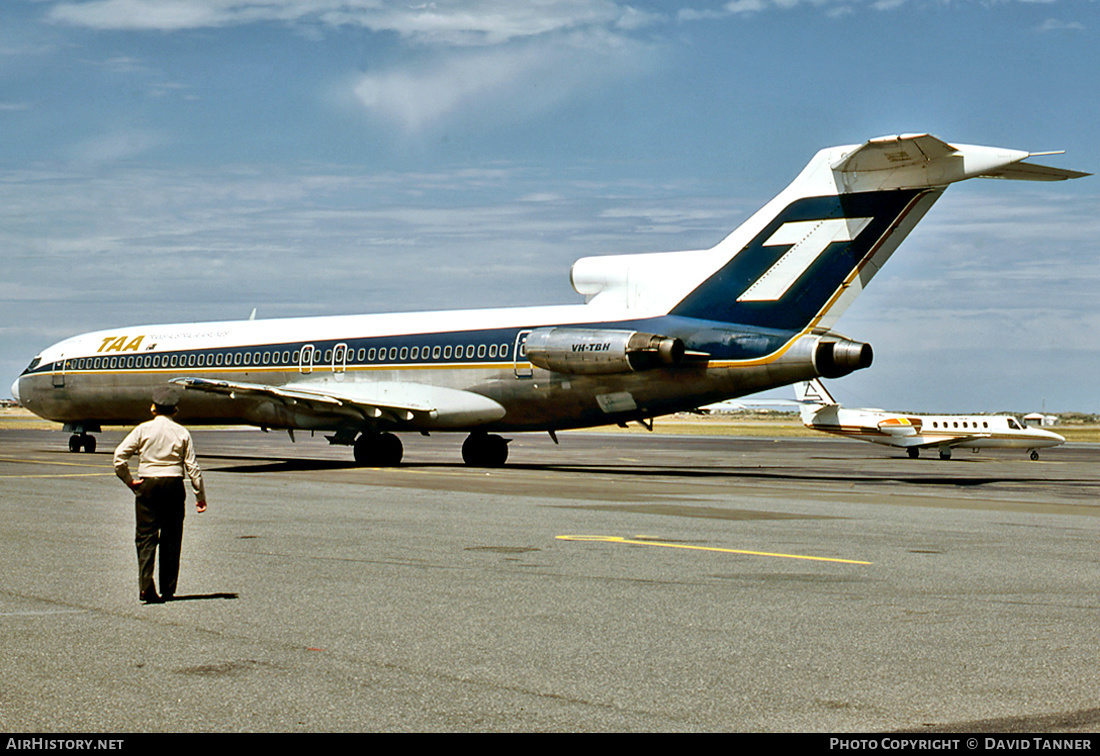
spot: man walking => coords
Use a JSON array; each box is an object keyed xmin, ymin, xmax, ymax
[{"xmin": 114, "ymin": 385, "xmax": 207, "ymax": 604}]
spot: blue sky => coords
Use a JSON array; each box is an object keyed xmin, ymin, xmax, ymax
[{"xmin": 2, "ymin": 0, "xmax": 1097, "ymax": 413}]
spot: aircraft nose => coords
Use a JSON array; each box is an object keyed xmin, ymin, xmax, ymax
[{"xmin": 10, "ymin": 377, "xmax": 20, "ymax": 404}]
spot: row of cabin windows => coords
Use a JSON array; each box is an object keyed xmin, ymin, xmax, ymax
[
  {"xmin": 65, "ymin": 342, "xmax": 512, "ymax": 372},
  {"xmin": 931, "ymin": 420, "xmax": 989, "ymax": 429}
]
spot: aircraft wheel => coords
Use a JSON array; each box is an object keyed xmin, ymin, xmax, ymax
[
  {"xmin": 1030, "ymin": 449, "xmax": 1040, "ymax": 461},
  {"xmin": 462, "ymin": 433, "xmax": 509, "ymax": 467},
  {"xmin": 68, "ymin": 435, "xmax": 82, "ymax": 453},
  {"xmin": 907, "ymin": 448, "xmax": 919, "ymax": 459},
  {"xmin": 377, "ymin": 433, "xmax": 403, "ymax": 466},
  {"xmin": 353, "ymin": 433, "xmax": 403, "ymax": 466},
  {"xmin": 81, "ymin": 434, "xmax": 96, "ymax": 454},
  {"xmin": 938, "ymin": 447, "xmax": 951, "ymax": 461}
]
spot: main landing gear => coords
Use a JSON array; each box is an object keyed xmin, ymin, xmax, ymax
[
  {"xmin": 353, "ymin": 432, "xmax": 403, "ymax": 467},
  {"xmin": 67, "ymin": 433, "xmax": 96, "ymax": 453},
  {"xmin": 461, "ymin": 432, "xmax": 510, "ymax": 468},
  {"xmin": 347, "ymin": 431, "xmax": 511, "ymax": 468}
]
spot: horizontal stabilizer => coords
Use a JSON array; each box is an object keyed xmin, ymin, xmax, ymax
[
  {"xmin": 977, "ymin": 160, "xmax": 1090, "ymax": 182},
  {"xmin": 832, "ymin": 134, "xmax": 957, "ymax": 173}
]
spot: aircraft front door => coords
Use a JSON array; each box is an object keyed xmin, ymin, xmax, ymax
[{"xmin": 52, "ymin": 355, "xmax": 65, "ymax": 388}]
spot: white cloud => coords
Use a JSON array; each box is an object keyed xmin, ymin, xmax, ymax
[
  {"xmin": 46, "ymin": 0, "xmax": 649, "ymax": 44},
  {"xmin": 67, "ymin": 130, "xmax": 167, "ymax": 164},
  {"xmin": 351, "ymin": 36, "xmax": 655, "ymax": 131},
  {"xmin": 1038, "ymin": 18, "xmax": 1086, "ymax": 31}
]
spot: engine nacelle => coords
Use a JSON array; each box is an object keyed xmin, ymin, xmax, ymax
[
  {"xmin": 525, "ymin": 328, "xmax": 686, "ymax": 375},
  {"xmin": 813, "ymin": 336, "xmax": 873, "ymax": 378}
]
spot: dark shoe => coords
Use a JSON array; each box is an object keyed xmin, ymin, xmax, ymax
[
  {"xmin": 140, "ymin": 590, "xmax": 163, "ymax": 604},
  {"xmin": 161, "ymin": 593, "xmax": 174, "ymax": 602}
]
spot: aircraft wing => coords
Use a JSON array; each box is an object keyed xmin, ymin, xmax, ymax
[
  {"xmin": 171, "ymin": 377, "xmax": 506, "ymax": 427},
  {"xmin": 893, "ymin": 434, "xmax": 993, "ymax": 449}
]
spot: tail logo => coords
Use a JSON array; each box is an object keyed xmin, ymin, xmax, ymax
[{"xmin": 737, "ymin": 217, "xmax": 872, "ymax": 302}]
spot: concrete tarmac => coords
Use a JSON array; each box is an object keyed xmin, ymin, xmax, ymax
[{"xmin": 2, "ymin": 427, "xmax": 1099, "ymax": 733}]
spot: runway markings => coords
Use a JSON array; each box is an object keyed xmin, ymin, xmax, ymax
[
  {"xmin": 556, "ymin": 534, "xmax": 872, "ymax": 565},
  {"xmin": 0, "ymin": 455, "xmax": 115, "ymax": 479}
]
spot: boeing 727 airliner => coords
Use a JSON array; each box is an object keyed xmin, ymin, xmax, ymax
[
  {"xmin": 795, "ymin": 379, "xmax": 1065, "ymax": 460},
  {"xmin": 12, "ymin": 134, "xmax": 1086, "ymax": 466}
]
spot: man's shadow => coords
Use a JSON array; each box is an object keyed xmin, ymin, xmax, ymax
[{"xmin": 165, "ymin": 593, "xmax": 239, "ymax": 602}]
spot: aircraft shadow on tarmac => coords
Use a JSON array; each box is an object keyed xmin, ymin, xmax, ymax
[{"xmin": 200, "ymin": 453, "xmax": 1071, "ymax": 490}]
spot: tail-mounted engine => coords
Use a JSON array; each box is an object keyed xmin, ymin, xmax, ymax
[
  {"xmin": 813, "ymin": 336, "xmax": 873, "ymax": 378},
  {"xmin": 525, "ymin": 328, "xmax": 686, "ymax": 375}
]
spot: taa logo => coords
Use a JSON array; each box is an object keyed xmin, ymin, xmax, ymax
[{"xmin": 97, "ymin": 335, "xmax": 145, "ymax": 353}]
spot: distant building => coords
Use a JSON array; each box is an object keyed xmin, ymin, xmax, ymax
[{"xmin": 1024, "ymin": 413, "xmax": 1058, "ymax": 427}]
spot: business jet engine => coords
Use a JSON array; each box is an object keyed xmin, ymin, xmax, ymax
[{"xmin": 524, "ymin": 328, "xmax": 686, "ymax": 375}]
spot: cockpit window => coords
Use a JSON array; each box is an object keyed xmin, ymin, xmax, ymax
[
  {"xmin": 23, "ymin": 357, "xmax": 41, "ymax": 374},
  {"xmin": 1008, "ymin": 418, "xmax": 1022, "ymax": 430}
]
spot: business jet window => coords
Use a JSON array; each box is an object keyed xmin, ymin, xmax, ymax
[{"xmin": 983, "ymin": 422, "xmax": 989, "ymax": 428}]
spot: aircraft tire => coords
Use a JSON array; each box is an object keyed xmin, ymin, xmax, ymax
[
  {"xmin": 353, "ymin": 433, "xmax": 403, "ymax": 467},
  {"xmin": 68, "ymin": 435, "xmax": 81, "ymax": 453},
  {"xmin": 907, "ymin": 448, "xmax": 919, "ymax": 459},
  {"xmin": 462, "ymin": 433, "xmax": 509, "ymax": 467},
  {"xmin": 938, "ymin": 447, "xmax": 951, "ymax": 460},
  {"xmin": 1030, "ymin": 450, "xmax": 1040, "ymax": 461},
  {"xmin": 82, "ymin": 434, "xmax": 96, "ymax": 454}
]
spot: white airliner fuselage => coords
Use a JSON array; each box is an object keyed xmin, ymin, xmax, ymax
[
  {"xmin": 12, "ymin": 134, "xmax": 1086, "ymax": 465},
  {"xmin": 795, "ymin": 380, "xmax": 1065, "ymax": 460}
]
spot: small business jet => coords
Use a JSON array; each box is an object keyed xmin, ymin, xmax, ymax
[
  {"xmin": 795, "ymin": 380, "xmax": 1065, "ymax": 460},
  {"xmin": 12, "ymin": 134, "xmax": 1085, "ymax": 466}
]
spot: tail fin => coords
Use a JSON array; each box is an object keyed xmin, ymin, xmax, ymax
[
  {"xmin": 794, "ymin": 379, "xmax": 837, "ymax": 406},
  {"xmin": 794, "ymin": 379, "xmax": 838, "ymax": 425},
  {"xmin": 572, "ymin": 134, "xmax": 1086, "ymax": 332}
]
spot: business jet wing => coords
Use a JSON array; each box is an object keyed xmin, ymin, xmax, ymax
[
  {"xmin": 893, "ymin": 433, "xmax": 993, "ymax": 449},
  {"xmin": 171, "ymin": 377, "xmax": 505, "ymax": 428}
]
